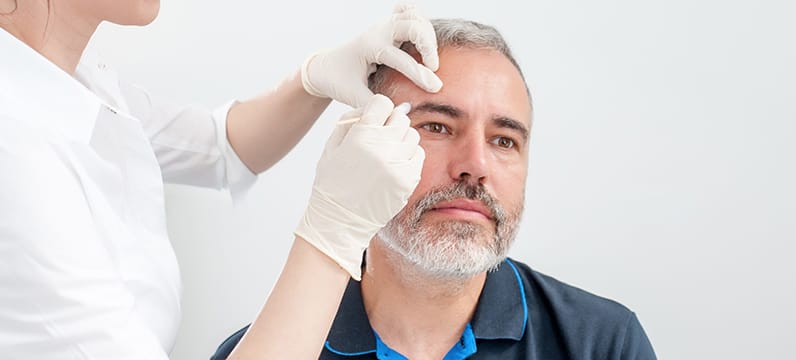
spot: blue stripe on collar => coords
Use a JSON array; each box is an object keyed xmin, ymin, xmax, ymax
[
  {"xmin": 506, "ymin": 258, "xmax": 529, "ymax": 339},
  {"xmin": 324, "ymin": 341, "xmax": 377, "ymax": 357},
  {"xmin": 469, "ymin": 258, "xmax": 529, "ymax": 340}
]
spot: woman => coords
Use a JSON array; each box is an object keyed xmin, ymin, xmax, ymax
[{"xmin": 0, "ymin": 0, "xmax": 438, "ymax": 358}]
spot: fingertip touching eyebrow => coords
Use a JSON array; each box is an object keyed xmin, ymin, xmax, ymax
[{"xmin": 410, "ymin": 101, "xmax": 529, "ymax": 141}]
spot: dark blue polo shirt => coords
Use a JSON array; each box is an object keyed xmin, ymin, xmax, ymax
[{"xmin": 211, "ymin": 258, "xmax": 656, "ymax": 359}]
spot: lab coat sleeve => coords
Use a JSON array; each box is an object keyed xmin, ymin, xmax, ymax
[
  {"xmin": 0, "ymin": 136, "xmax": 170, "ymax": 360},
  {"xmin": 119, "ymin": 82, "xmax": 257, "ymax": 200}
]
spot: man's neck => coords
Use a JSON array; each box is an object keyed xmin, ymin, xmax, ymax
[{"xmin": 360, "ymin": 240, "xmax": 486, "ymax": 360}]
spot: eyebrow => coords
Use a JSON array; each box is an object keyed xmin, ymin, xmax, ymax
[
  {"xmin": 493, "ymin": 116, "xmax": 529, "ymax": 141},
  {"xmin": 411, "ymin": 102, "xmax": 461, "ymax": 118},
  {"xmin": 411, "ymin": 101, "xmax": 529, "ymax": 141}
]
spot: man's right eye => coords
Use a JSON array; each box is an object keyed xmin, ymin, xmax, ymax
[{"xmin": 420, "ymin": 123, "xmax": 450, "ymax": 134}]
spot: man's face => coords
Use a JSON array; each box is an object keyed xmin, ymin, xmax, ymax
[{"xmin": 377, "ymin": 47, "xmax": 532, "ymax": 279}]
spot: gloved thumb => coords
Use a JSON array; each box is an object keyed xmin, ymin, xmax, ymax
[
  {"xmin": 358, "ymin": 94, "xmax": 395, "ymax": 126},
  {"xmin": 377, "ymin": 47, "xmax": 442, "ymax": 93},
  {"xmin": 347, "ymin": 85, "xmax": 377, "ymax": 109}
]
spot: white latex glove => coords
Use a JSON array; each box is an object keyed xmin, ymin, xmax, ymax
[
  {"xmin": 301, "ymin": 3, "xmax": 442, "ymax": 108},
  {"xmin": 295, "ymin": 95, "xmax": 424, "ymax": 280}
]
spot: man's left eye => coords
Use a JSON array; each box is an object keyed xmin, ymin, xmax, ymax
[
  {"xmin": 421, "ymin": 122, "xmax": 449, "ymax": 134},
  {"xmin": 491, "ymin": 137, "xmax": 515, "ymax": 149}
]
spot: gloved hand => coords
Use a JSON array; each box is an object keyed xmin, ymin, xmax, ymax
[
  {"xmin": 295, "ymin": 94, "xmax": 424, "ymax": 280},
  {"xmin": 301, "ymin": 3, "xmax": 442, "ymax": 108}
]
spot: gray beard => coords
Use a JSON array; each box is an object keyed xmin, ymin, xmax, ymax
[{"xmin": 377, "ymin": 181, "xmax": 523, "ymax": 281}]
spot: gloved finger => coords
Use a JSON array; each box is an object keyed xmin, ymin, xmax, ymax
[
  {"xmin": 327, "ymin": 108, "xmax": 364, "ymax": 148},
  {"xmin": 392, "ymin": 19, "xmax": 439, "ymax": 71},
  {"xmin": 412, "ymin": 144, "xmax": 426, "ymax": 168},
  {"xmin": 340, "ymin": 108, "xmax": 364, "ymax": 121},
  {"xmin": 403, "ymin": 126, "xmax": 420, "ymax": 145},
  {"xmin": 381, "ymin": 142, "xmax": 423, "ymax": 162},
  {"xmin": 345, "ymin": 84, "xmax": 377, "ymax": 109},
  {"xmin": 396, "ymin": 131, "xmax": 424, "ymax": 160},
  {"xmin": 353, "ymin": 102, "xmax": 410, "ymax": 141},
  {"xmin": 327, "ymin": 118, "xmax": 355, "ymax": 149},
  {"xmin": 389, "ymin": 145, "xmax": 425, "ymax": 189},
  {"xmin": 361, "ymin": 129, "xmax": 421, "ymax": 161},
  {"xmin": 384, "ymin": 111, "xmax": 416, "ymax": 143},
  {"xmin": 398, "ymin": 129, "xmax": 423, "ymax": 160},
  {"xmin": 348, "ymin": 124, "xmax": 410, "ymax": 144},
  {"xmin": 385, "ymin": 112, "xmax": 409, "ymax": 129},
  {"xmin": 393, "ymin": 9, "xmax": 424, "ymax": 23},
  {"xmin": 408, "ymin": 145, "xmax": 426, "ymax": 178},
  {"xmin": 377, "ymin": 47, "xmax": 442, "ymax": 93},
  {"xmin": 408, "ymin": 147, "xmax": 426, "ymax": 192},
  {"xmin": 392, "ymin": 2, "xmax": 417, "ymax": 14},
  {"xmin": 359, "ymin": 94, "xmax": 395, "ymax": 126},
  {"xmin": 384, "ymin": 102, "xmax": 412, "ymax": 127}
]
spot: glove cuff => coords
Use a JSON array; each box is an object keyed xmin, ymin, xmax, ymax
[
  {"xmin": 294, "ymin": 218, "xmax": 370, "ymax": 281},
  {"xmin": 294, "ymin": 190, "xmax": 381, "ymax": 280},
  {"xmin": 300, "ymin": 52, "xmax": 328, "ymax": 99}
]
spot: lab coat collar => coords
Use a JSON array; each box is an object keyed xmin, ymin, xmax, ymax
[{"xmin": 0, "ymin": 27, "xmax": 101, "ymax": 143}]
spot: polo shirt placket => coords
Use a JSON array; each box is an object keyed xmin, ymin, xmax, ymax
[{"xmin": 321, "ymin": 259, "xmax": 528, "ymax": 359}]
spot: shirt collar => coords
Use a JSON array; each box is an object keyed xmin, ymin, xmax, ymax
[
  {"xmin": 325, "ymin": 278, "xmax": 378, "ymax": 356},
  {"xmin": 324, "ymin": 258, "xmax": 529, "ymax": 355},
  {"xmin": 470, "ymin": 258, "xmax": 529, "ymax": 340},
  {"xmin": 0, "ymin": 27, "xmax": 101, "ymax": 143}
]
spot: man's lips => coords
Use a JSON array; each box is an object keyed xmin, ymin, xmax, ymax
[{"xmin": 430, "ymin": 199, "xmax": 494, "ymax": 220}]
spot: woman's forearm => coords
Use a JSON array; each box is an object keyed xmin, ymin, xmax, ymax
[
  {"xmin": 227, "ymin": 237, "xmax": 349, "ymax": 359},
  {"xmin": 226, "ymin": 71, "xmax": 332, "ymax": 174}
]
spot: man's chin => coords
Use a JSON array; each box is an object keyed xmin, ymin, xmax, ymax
[{"xmin": 407, "ymin": 252, "xmax": 506, "ymax": 282}]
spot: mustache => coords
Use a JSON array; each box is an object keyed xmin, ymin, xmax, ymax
[{"xmin": 411, "ymin": 181, "xmax": 507, "ymax": 226}]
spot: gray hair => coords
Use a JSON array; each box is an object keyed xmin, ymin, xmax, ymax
[{"xmin": 369, "ymin": 18, "xmax": 531, "ymax": 103}]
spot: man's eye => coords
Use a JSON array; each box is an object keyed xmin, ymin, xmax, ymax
[
  {"xmin": 491, "ymin": 136, "xmax": 516, "ymax": 149},
  {"xmin": 421, "ymin": 123, "xmax": 449, "ymax": 134}
]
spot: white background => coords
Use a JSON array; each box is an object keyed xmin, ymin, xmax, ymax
[{"xmin": 89, "ymin": 0, "xmax": 796, "ymax": 359}]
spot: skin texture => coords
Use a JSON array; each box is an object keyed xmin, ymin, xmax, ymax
[{"xmin": 362, "ymin": 47, "xmax": 533, "ymax": 360}]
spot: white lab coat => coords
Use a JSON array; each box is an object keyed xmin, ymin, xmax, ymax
[{"xmin": 0, "ymin": 28, "xmax": 256, "ymax": 359}]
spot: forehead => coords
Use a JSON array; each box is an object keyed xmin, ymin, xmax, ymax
[{"xmin": 385, "ymin": 47, "xmax": 532, "ymax": 127}]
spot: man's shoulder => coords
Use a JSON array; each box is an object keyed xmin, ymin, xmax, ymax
[
  {"xmin": 505, "ymin": 258, "xmax": 635, "ymax": 328},
  {"xmin": 502, "ymin": 258, "xmax": 656, "ymax": 358}
]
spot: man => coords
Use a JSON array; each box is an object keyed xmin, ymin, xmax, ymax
[{"xmin": 213, "ymin": 18, "xmax": 656, "ymax": 359}]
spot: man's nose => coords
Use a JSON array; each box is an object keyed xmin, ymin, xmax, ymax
[{"xmin": 448, "ymin": 135, "xmax": 489, "ymax": 184}]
